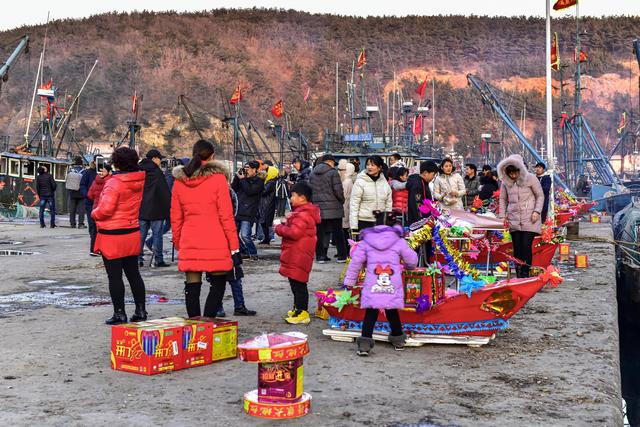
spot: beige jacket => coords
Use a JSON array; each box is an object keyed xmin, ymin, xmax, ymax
[
  {"xmin": 433, "ymin": 172, "xmax": 466, "ymax": 209},
  {"xmin": 349, "ymin": 171, "xmax": 392, "ymax": 229},
  {"xmin": 338, "ymin": 160, "xmax": 356, "ymax": 229},
  {"xmin": 497, "ymin": 154, "xmax": 544, "ymax": 234}
]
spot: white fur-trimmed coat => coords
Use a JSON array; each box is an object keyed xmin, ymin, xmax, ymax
[{"xmin": 497, "ymin": 154, "xmax": 544, "ymax": 233}]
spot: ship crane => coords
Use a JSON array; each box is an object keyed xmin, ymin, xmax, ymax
[
  {"xmin": 0, "ymin": 35, "xmax": 29, "ymax": 95},
  {"xmin": 466, "ymin": 74, "xmax": 570, "ymax": 192}
]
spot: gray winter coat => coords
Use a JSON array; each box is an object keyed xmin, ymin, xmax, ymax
[
  {"xmin": 497, "ymin": 154, "xmax": 544, "ymax": 234},
  {"xmin": 463, "ymin": 174, "xmax": 480, "ymax": 207},
  {"xmin": 309, "ymin": 162, "xmax": 345, "ymax": 220}
]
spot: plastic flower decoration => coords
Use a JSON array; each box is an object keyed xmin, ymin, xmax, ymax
[
  {"xmin": 472, "ymin": 196, "xmax": 484, "ymax": 209},
  {"xmin": 425, "ymin": 263, "xmax": 442, "ymax": 276},
  {"xmin": 315, "ymin": 288, "xmax": 337, "ymax": 305},
  {"xmin": 418, "ymin": 199, "xmax": 441, "ymax": 218},
  {"xmin": 331, "ymin": 290, "xmax": 359, "ymax": 312},
  {"xmin": 459, "ymin": 274, "xmax": 486, "ymax": 298},
  {"xmin": 415, "ymin": 295, "xmax": 432, "ymax": 313},
  {"xmin": 539, "ymin": 265, "xmax": 563, "ymax": 288}
]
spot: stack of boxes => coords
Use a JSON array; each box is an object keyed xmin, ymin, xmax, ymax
[
  {"xmin": 111, "ymin": 317, "xmax": 237, "ymax": 375},
  {"xmin": 239, "ymin": 332, "xmax": 312, "ymax": 419},
  {"xmin": 402, "ymin": 268, "xmax": 446, "ymax": 308}
]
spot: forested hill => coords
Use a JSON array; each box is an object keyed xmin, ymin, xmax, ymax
[{"xmin": 0, "ymin": 9, "xmax": 638, "ymax": 156}]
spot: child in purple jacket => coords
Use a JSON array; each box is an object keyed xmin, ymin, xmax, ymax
[{"xmin": 343, "ymin": 211, "xmax": 419, "ymax": 356}]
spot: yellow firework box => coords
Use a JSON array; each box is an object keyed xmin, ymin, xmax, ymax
[{"xmin": 559, "ymin": 243, "xmax": 570, "ymax": 255}]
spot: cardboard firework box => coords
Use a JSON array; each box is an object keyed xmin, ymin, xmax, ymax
[
  {"xmin": 258, "ymin": 358, "xmax": 304, "ymax": 402},
  {"xmin": 181, "ymin": 319, "xmax": 214, "ymax": 368},
  {"xmin": 559, "ymin": 243, "xmax": 571, "ymax": 256},
  {"xmin": 402, "ymin": 268, "xmax": 446, "ymax": 307},
  {"xmin": 575, "ymin": 253, "xmax": 589, "ymax": 268},
  {"xmin": 188, "ymin": 317, "xmax": 238, "ymax": 363},
  {"xmin": 111, "ymin": 320, "xmax": 184, "ymax": 375}
]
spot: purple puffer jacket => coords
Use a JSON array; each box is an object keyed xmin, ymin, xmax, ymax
[{"xmin": 344, "ymin": 225, "xmax": 419, "ymax": 309}]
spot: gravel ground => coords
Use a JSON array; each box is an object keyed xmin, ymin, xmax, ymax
[{"xmin": 0, "ymin": 220, "xmax": 622, "ymax": 426}]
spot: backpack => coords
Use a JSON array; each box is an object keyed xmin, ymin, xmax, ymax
[{"xmin": 65, "ymin": 168, "xmax": 83, "ymax": 191}]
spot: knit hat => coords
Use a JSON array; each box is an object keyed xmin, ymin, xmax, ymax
[{"xmin": 146, "ymin": 149, "xmax": 163, "ymax": 160}]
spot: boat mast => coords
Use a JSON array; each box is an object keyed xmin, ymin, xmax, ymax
[
  {"xmin": 574, "ymin": 0, "xmax": 583, "ymax": 183},
  {"xmin": 545, "ymin": 0, "xmax": 555, "ymax": 221}
]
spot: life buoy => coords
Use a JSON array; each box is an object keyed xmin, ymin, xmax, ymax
[{"xmin": 17, "ymin": 185, "xmax": 39, "ymax": 207}]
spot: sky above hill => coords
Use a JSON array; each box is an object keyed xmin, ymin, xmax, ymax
[{"xmin": 2, "ymin": 0, "xmax": 639, "ymax": 31}]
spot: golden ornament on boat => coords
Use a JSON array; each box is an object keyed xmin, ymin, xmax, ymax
[{"xmin": 480, "ymin": 290, "xmax": 519, "ymax": 317}]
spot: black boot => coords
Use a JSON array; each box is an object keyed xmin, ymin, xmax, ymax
[
  {"xmin": 105, "ymin": 308, "xmax": 127, "ymax": 325},
  {"xmin": 130, "ymin": 303, "xmax": 148, "ymax": 322},
  {"xmin": 234, "ymin": 305, "xmax": 257, "ymax": 316},
  {"xmin": 184, "ymin": 282, "xmax": 202, "ymax": 318},
  {"xmin": 203, "ymin": 279, "xmax": 225, "ymax": 317}
]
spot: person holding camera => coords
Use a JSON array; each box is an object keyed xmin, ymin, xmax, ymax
[{"xmin": 231, "ymin": 160, "xmax": 264, "ymax": 259}]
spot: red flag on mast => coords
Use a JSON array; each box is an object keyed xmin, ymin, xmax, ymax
[
  {"xmin": 229, "ymin": 86, "xmax": 242, "ymax": 104},
  {"xmin": 132, "ymin": 91, "xmax": 138, "ymax": 114},
  {"xmin": 412, "ymin": 115, "xmax": 423, "ymax": 136},
  {"xmin": 416, "ymin": 77, "xmax": 428, "ymax": 98},
  {"xmin": 573, "ymin": 48, "xmax": 588, "ymax": 63},
  {"xmin": 551, "ymin": 32, "xmax": 560, "ymax": 71},
  {"xmin": 271, "ymin": 99, "xmax": 284, "ymax": 118},
  {"xmin": 357, "ymin": 48, "xmax": 366, "ymax": 69},
  {"xmin": 553, "ymin": 0, "xmax": 577, "ymax": 11},
  {"xmin": 617, "ymin": 112, "xmax": 626, "ymax": 134}
]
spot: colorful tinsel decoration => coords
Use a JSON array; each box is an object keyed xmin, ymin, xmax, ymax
[{"xmin": 432, "ymin": 224, "xmax": 484, "ymax": 280}]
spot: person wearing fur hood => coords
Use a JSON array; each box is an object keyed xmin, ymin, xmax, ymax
[
  {"xmin": 171, "ymin": 140, "xmax": 240, "ymax": 318},
  {"xmin": 433, "ymin": 158, "xmax": 466, "ymax": 209},
  {"xmin": 497, "ymin": 154, "xmax": 544, "ymax": 278}
]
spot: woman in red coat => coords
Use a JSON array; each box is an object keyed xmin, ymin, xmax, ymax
[
  {"xmin": 91, "ymin": 148, "xmax": 147, "ymax": 325},
  {"xmin": 171, "ymin": 139, "xmax": 240, "ymax": 317},
  {"xmin": 87, "ymin": 165, "xmax": 112, "ymax": 212},
  {"xmin": 274, "ymin": 182, "xmax": 321, "ymax": 324}
]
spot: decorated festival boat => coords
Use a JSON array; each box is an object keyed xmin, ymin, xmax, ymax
[{"xmin": 316, "ymin": 200, "xmax": 564, "ymax": 347}]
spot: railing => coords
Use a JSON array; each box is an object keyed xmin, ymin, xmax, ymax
[{"xmin": 0, "ymin": 136, "xmax": 9, "ymax": 152}]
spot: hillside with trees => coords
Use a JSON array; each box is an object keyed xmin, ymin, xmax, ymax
[{"xmin": 0, "ymin": 9, "xmax": 638, "ymax": 157}]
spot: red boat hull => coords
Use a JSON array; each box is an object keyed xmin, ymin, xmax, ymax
[{"xmin": 322, "ymin": 277, "xmax": 546, "ymax": 338}]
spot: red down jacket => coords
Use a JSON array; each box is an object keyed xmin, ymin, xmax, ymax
[
  {"xmin": 91, "ymin": 171, "xmax": 145, "ymax": 259},
  {"xmin": 171, "ymin": 161, "xmax": 239, "ymax": 273},
  {"xmin": 274, "ymin": 202, "xmax": 321, "ymax": 283},
  {"xmin": 88, "ymin": 174, "xmax": 112, "ymax": 207}
]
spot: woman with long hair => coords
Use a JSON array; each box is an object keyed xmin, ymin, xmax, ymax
[
  {"xmin": 433, "ymin": 158, "xmax": 466, "ymax": 209},
  {"xmin": 92, "ymin": 147, "xmax": 147, "ymax": 324},
  {"xmin": 171, "ymin": 139, "xmax": 239, "ymax": 317}
]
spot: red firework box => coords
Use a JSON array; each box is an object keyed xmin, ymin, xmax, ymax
[
  {"xmin": 185, "ymin": 317, "xmax": 238, "ymax": 366},
  {"xmin": 402, "ymin": 268, "xmax": 446, "ymax": 307},
  {"xmin": 111, "ymin": 318, "xmax": 185, "ymax": 375},
  {"xmin": 258, "ymin": 358, "xmax": 304, "ymax": 402}
]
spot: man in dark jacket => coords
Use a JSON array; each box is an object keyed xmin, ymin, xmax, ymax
[
  {"xmin": 478, "ymin": 171, "xmax": 500, "ymax": 201},
  {"xmin": 308, "ymin": 153, "xmax": 346, "ymax": 262},
  {"xmin": 534, "ymin": 162, "xmax": 552, "ymax": 223},
  {"xmin": 138, "ymin": 149, "xmax": 171, "ymax": 267},
  {"xmin": 67, "ymin": 157, "xmax": 86, "ymax": 229},
  {"xmin": 36, "ymin": 166, "xmax": 57, "ymax": 228},
  {"xmin": 80, "ymin": 156, "xmax": 98, "ymax": 254},
  {"xmin": 231, "ymin": 160, "xmax": 264, "ymax": 258},
  {"xmin": 407, "ymin": 161, "xmax": 438, "ymax": 225},
  {"xmin": 463, "ymin": 163, "xmax": 480, "ymax": 207},
  {"xmin": 292, "ymin": 158, "xmax": 311, "ymax": 183}
]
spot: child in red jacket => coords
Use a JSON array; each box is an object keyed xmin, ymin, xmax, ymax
[{"xmin": 274, "ymin": 182, "xmax": 321, "ymax": 324}]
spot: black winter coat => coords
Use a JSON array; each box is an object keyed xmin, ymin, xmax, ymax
[
  {"xmin": 35, "ymin": 172, "xmax": 57, "ymax": 198},
  {"xmin": 406, "ymin": 174, "xmax": 433, "ymax": 225},
  {"xmin": 309, "ymin": 162, "xmax": 344, "ymax": 220},
  {"xmin": 139, "ymin": 158, "xmax": 171, "ymax": 220},
  {"xmin": 232, "ymin": 175, "xmax": 264, "ymax": 222},
  {"xmin": 296, "ymin": 163, "xmax": 311, "ymax": 182},
  {"xmin": 80, "ymin": 167, "xmax": 97, "ymax": 206},
  {"xmin": 537, "ymin": 174, "xmax": 552, "ymax": 223},
  {"xmin": 257, "ymin": 178, "xmax": 277, "ymax": 225},
  {"xmin": 478, "ymin": 175, "xmax": 500, "ymax": 201}
]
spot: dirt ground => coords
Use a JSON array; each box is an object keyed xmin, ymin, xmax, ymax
[{"xmin": 0, "ymin": 220, "xmax": 622, "ymax": 426}]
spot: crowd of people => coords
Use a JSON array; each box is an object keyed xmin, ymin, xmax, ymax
[{"xmin": 36, "ymin": 140, "xmax": 563, "ymax": 355}]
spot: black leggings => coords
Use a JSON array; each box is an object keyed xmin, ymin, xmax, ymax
[
  {"xmin": 288, "ymin": 278, "xmax": 308, "ymax": 311},
  {"xmin": 511, "ymin": 230, "xmax": 537, "ymax": 278},
  {"xmin": 103, "ymin": 255, "xmax": 145, "ymax": 311},
  {"xmin": 361, "ymin": 308, "xmax": 403, "ymax": 338}
]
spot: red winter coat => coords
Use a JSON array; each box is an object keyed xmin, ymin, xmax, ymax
[
  {"xmin": 274, "ymin": 202, "xmax": 321, "ymax": 283},
  {"xmin": 88, "ymin": 174, "xmax": 112, "ymax": 207},
  {"xmin": 171, "ymin": 161, "xmax": 239, "ymax": 273},
  {"xmin": 91, "ymin": 171, "xmax": 145, "ymax": 260},
  {"xmin": 390, "ymin": 179, "xmax": 409, "ymax": 214}
]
